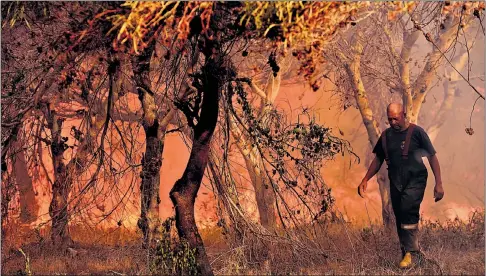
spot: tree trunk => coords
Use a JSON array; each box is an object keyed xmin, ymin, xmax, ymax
[
  {"xmin": 254, "ymin": 173, "xmax": 276, "ymax": 230},
  {"xmin": 45, "ymin": 53, "xmax": 102, "ymax": 245},
  {"xmin": 426, "ymin": 83, "xmax": 455, "ymax": 143},
  {"xmin": 398, "ymin": 29, "xmax": 421, "ymax": 122},
  {"xmin": 133, "ymin": 38, "xmax": 200, "ymax": 247},
  {"xmin": 410, "ymin": 15, "xmax": 468, "ymax": 123},
  {"xmin": 13, "ymin": 140, "xmax": 39, "ymax": 224},
  {"xmin": 426, "ymin": 50, "xmax": 469, "ymax": 142},
  {"xmin": 1, "ymin": 123, "xmax": 21, "ymax": 178},
  {"xmin": 46, "ymin": 108, "xmax": 71, "ymax": 244},
  {"xmin": 343, "ymin": 37, "xmax": 394, "ymax": 229},
  {"xmin": 376, "ymin": 169, "xmax": 395, "ymax": 231},
  {"xmin": 229, "ymin": 115, "xmax": 276, "ymax": 230},
  {"xmin": 1, "ymin": 163, "xmax": 16, "ymax": 240},
  {"xmin": 132, "ymin": 42, "xmax": 165, "ymax": 247},
  {"xmin": 170, "ymin": 57, "xmax": 222, "ymax": 276},
  {"xmin": 138, "ymin": 119, "xmax": 164, "ymax": 247},
  {"xmin": 228, "ymin": 56, "xmax": 291, "ymax": 231}
]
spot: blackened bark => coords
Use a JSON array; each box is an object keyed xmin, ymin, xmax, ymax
[
  {"xmin": 133, "ymin": 42, "xmax": 154, "ymax": 94},
  {"xmin": 1, "ymin": 122, "xmax": 21, "ymax": 177},
  {"xmin": 132, "ymin": 42, "xmax": 165, "ymax": 247},
  {"xmin": 170, "ymin": 58, "xmax": 222, "ymax": 276},
  {"xmin": 138, "ymin": 120, "xmax": 164, "ymax": 247}
]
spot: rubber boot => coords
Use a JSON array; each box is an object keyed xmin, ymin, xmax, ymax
[
  {"xmin": 405, "ymin": 228, "xmax": 419, "ymax": 252},
  {"xmin": 399, "ymin": 252, "xmax": 412, "ymax": 269},
  {"xmin": 398, "ymin": 228, "xmax": 420, "ymax": 268},
  {"xmin": 399, "ymin": 228, "xmax": 420, "ymax": 255}
]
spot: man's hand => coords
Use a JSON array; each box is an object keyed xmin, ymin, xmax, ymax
[
  {"xmin": 434, "ymin": 183, "xmax": 444, "ymax": 202},
  {"xmin": 358, "ymin": 180, "xmax": 368, "ymax": 198}
]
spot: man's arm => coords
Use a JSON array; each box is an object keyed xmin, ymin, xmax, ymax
[
  {"xmin": 427, "ymin": 154, "xmax": 444, "ymax": 202},
  {"xmin": 358, "ymin": 155, "xmax": 384, "ymax": 198}
]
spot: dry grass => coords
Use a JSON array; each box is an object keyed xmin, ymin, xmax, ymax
[
  {"xmin": 1, "ymin": 222, "xmax": 148, "ymax": 275},
  {"xmin": 2, "ymin": 210, "xmax": 484, "ymax": 275}
]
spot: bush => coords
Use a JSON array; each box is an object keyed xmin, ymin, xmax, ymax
[{"xmin": 150, "ymin": 217, "xmax": 197, "ymax": 275}]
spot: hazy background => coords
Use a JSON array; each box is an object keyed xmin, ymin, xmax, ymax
[{"xmin": 24, "ymin": 23, "xmax": 485, "ymax": 230}]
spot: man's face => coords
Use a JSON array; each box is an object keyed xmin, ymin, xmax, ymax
[{"xmin": 387, "ymin": 110, "xmax": 405, "ymax": 131}]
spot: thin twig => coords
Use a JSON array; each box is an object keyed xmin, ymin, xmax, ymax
[
  {"xmin": 469, "ymin": 96, "xmax": 481, "ymax": 129},
  {"xmin": 414, "ymin": 22, "xmax": 485, "ymax": 100}
]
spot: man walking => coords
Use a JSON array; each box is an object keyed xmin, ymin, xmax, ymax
[{"xmin": 358, "ymin": 103, "xmax": 444, "ymax": 268}]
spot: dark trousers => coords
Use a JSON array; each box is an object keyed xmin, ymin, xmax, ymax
[{"xmin": 389, "ymin": 168, "xmax": 427, "ymax": 254}]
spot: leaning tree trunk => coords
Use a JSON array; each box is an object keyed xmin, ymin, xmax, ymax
[
  {"xmin": 170, "ymin": 56, "xmax": 222, "ymax": 276},
  {"xmin": 343, "ymin": 36, "xmax": 395, "ymax": 230},
  {"xmin": 426, "ymin": 50, "xmax": 469, "ymax": 142},
  {"xmin": 228, "ymin": 58, "xmax": 290, "ymax": 231},
  {"xmin": 229, "ymin": 116, "xmax": 276, "ymax": 230},
  {"xmin": 409, "ymin": 15, "xmax": 469, "ymax": 124}
]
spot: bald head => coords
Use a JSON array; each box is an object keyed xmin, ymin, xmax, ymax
[
  {"xmin": 387, "ymin": 103, "xmax": 403, "ymax": 115},
  {"xmin": 387, "ymin": 103, "xmax": 407, "ymax": 131}
]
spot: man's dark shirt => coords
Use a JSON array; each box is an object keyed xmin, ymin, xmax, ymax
[{"xmin": 373, "ymin": 125, "xmax": 436, "ymax": 174}]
